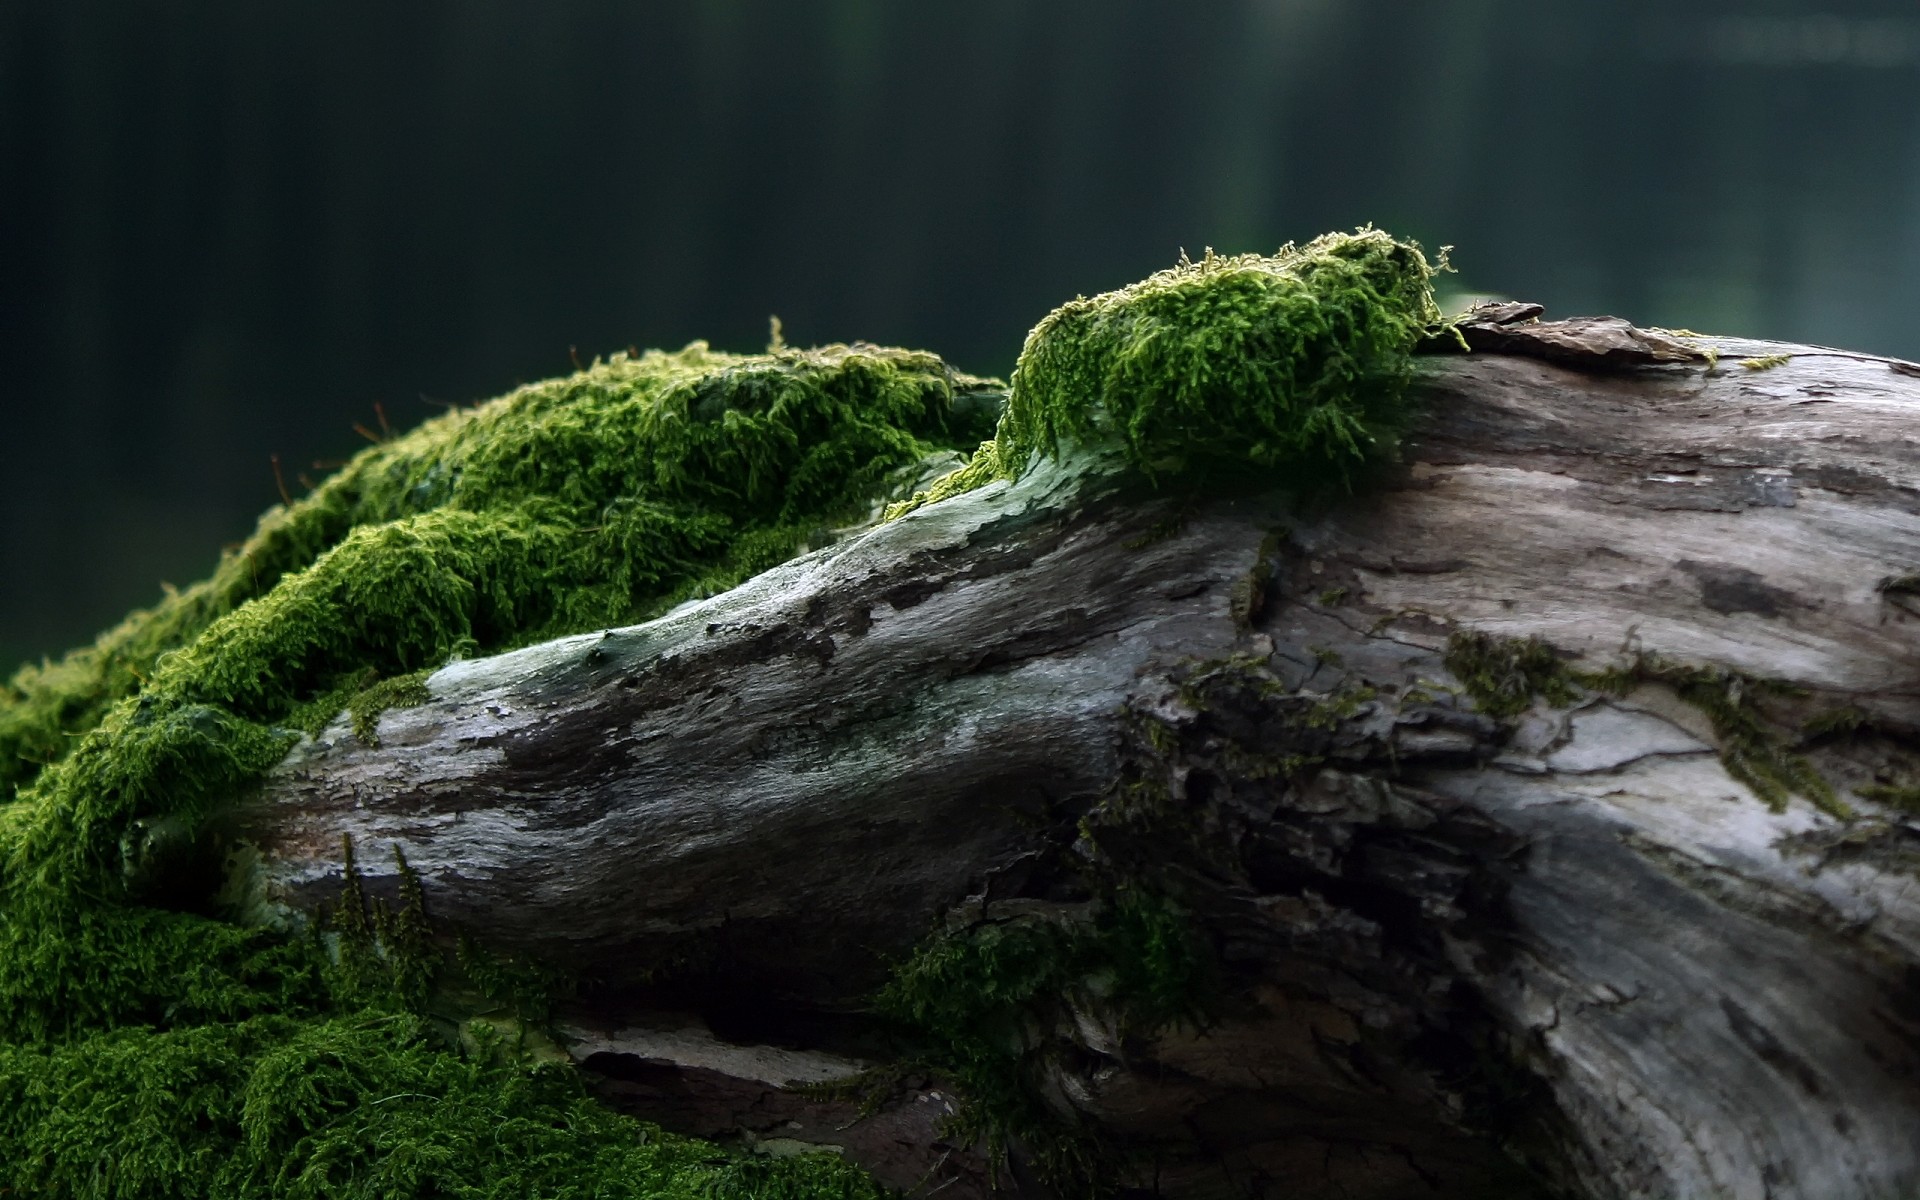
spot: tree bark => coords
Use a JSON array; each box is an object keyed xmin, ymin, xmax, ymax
[{"xmin": 231, "ymin": 320, "xmax": 1920, "ymax": 1200}]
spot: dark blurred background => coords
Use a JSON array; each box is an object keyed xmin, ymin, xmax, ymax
[{"xmin": 3, "ymin": 0, "xmax": 1918, "ymax": 668}]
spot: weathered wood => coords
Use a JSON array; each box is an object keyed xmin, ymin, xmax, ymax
[{"xmin": 233, "ymin": 322, "xmax": 1920, "ymax": 1200}]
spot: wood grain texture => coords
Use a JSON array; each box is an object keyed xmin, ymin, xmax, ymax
[{"xmin": 231, "ymin": 326, "xmax": 1920, "ymax": 1200}]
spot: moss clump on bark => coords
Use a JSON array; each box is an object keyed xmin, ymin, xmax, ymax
[
  {"xmin": 0, "ymin": 340, "xmax": 994, "ymax": 1196},
  {"xmin": 0, "ymin": 234, "xmax": 1429, "ymax": 1194},
  {"xmin": 1, "ymin": 341, "xmax": 998, "ymax": 805},
  {"xmin": 888, "ymin": 227, "xmax": 1441, "ymax": 517}
]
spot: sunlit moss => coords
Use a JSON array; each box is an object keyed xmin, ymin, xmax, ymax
[
  {"xmin": 889, "ymin": 227, "xmax": 1441, "ymax": 516},
  {"xmin": 0, "ymin": 340, "xmax": 997, "ymax": 1196},
  {"xmin": 0, "ymin": 341, "xmax": 999, "ymax": 805}
]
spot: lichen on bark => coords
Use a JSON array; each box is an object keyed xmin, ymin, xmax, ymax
[{"xmin": 889, "ymin": 227, "xmax": 1442, "ymax": 517}]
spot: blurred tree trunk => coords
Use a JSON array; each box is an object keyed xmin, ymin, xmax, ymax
[{"xmin": 235, "ymin": 321, "xmax": 1920, "ymax": 1200}]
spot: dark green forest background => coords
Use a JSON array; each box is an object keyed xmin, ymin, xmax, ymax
[{"xmin": 3, "ymin": 0, "xmax": 1917, "ymax": 669}]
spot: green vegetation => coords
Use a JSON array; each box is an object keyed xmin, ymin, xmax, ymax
[
  {"xmin": 1445, "ymin": 631, "xmax": 1849, "ymax": 818},
  {"xmin": 1859, "ymin": 783, "xmax": 1920, "ymax": 813},
  {"xmin": 0, "ymin": 1014, "xmax": 886, "ymax": 1200},
  {"xmin": 877, "ymin": 891, "xmax": 1208, "ymax": 1193},
  {"xmin": 1443, "ymin": 631, "xmax": 1578, "ymax": 720},
  {"xmin": 0, "ymin": 340, "xmax": 995, "ymax": 1196},
  {"xmin": 0, "ymin": 230, "xmax": 1440, "ymax": 1195},
  {"xmin": 889, "ymin": 228, "xmax": 1441, "ymax": 515},
  {"xmin": 1595, "ymin": 657, "xmax": 1846, "ymax": 818}
]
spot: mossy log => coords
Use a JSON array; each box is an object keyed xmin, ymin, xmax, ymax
[{"xmin": 233, "ymin": 323, "xmax": 1920, "ymax": 1200}]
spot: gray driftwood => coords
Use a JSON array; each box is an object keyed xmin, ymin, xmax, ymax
[{"xmin": 233, "ymin": 320, "xmax": 1920, "ymax": 1200}]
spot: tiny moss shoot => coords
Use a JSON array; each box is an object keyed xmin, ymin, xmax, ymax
[{"xmin": 346, "ymin": 671, "xmax": 433, "ymax": 748}]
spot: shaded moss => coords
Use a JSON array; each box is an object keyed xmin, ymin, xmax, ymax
[
  {"xmin": 347, "ymin": 671, "xmax": 433, "ymax": 748},
  {"xmin": 1444, "ymin": 631, "xmax": 1577, "ymax": 720},
  {"xmin": 453, "ymin": 935, "xmax": 575, "ymax": 1030},
  {"xmin": 1587, "ymin": 656, "xmax": 1848, "ymax": 818},
  {"xmin": 889, "ymin": 228, "xmax": 1440, "ymax": 514},
  {"xmin": 0, "ymin": 1013, "xmax": 886, "ymax": 1200},
  {"xmin": 876, "ymin": 891, "xmax": 1208, "ymax": 1195},
  {"xmin": 1446, "ymin": 631, "xmax": 1849, "ymax": 819},
  {"xmin": 1303, "ymin": 682, "xmax": 1378, "ymax": 730},
  {"xmin": 1801, "ymin": 705, "xmax": 1869, "ymax": 739},
  {"xmin": 1859, "ymin": 783, "xmax": 1920, "ymax": 813}
]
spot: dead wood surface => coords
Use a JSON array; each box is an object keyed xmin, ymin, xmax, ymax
[{"xmin": 234, "ymin": 317, "xmax": 1920, "ymax": 1200}]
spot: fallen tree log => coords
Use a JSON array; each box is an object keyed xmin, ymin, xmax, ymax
[{"xmin": 222, "ymin": 314, "xmax": 1920, "ymax": 1200}]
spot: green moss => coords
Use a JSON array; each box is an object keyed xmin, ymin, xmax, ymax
[
  {"xmin": 0, "ymin": 238, "xmax": 1426, "ymax": 1193},
  {"xmin": 881, "ymin": 439, "xmax": 1007, "ymax": 519},
  {"xmin": 1801, "ymin": 705, "xmax": 1869, "ymax": 739},
  {"xmin": 1587, "ymin": 656, "xmax": 1848, "ymax": 818},
  {"xmin": 0, "ymin": 1013, "xmax": 885, "ymax": 1200},
  {"xmin": 877, "ymin": 891, "xmax": 1208, "ymax": 1194},
  {"xmin": 1859, "ymin": 783, "xmax": 1920, "ymax": 812},
  {"xmin": 1302, "ymin": 682, "xmax": 1378, "ymax": 730},
  {"xmin": 453, "ymin": 935, "xmax": 575, "ymax": 1029},
  {"xmin": 0, "ymin": 339, "xmax": 1001, "ymax": 1195},
  {"xmin": 889, "ymin": 228, "xmax": 1440, "ymax": 514},
  {"xmin": 1, "ymin": 341, "xmax": 997, "ymax": 805},
  {"xmin": 4, "ymin": 341, "xmax": 994, "ymax": 896},
  {"xmin": 1229, "ymin": 528, "xmax": 1288, "ymax": 630},
  {"xmin": 1739, "ymin": 353, "xmax": 1792, "ymax": 371},
  {"xmin": 1446, "ymin": 632, "xmax": 1849, "ymax": 819},
  {"xmin": 1443, "ymin": 631, "xmax": 1578, "ymax": 719},
  {"xmin": 347, "ymin": 671, "xmax": 433, "ymax": 748}
]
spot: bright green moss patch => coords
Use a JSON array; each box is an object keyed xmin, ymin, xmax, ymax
[
  {"xmin": 347, "ymin": 671, "xmax": 433, "ymax": 747},
  {"xmin": 3, "ymin": 341, "xmax": 997, "ymax": 898},
  {"xmin": 0, "ymin": 239, "xmax": 1428, "ymax": 1194},
  {"xmin": 878, "ymin": 891, "xmax": 1208, "ymax": 1193},
  {"xmin": 0, "ymin": 1013, "xmax": 887, "ymax": 1200},
  {"xmin": 0, "ymin": 339, "xmax": 999, "ymax": 1196},
  {"xmin": 889, "ymin": 228, "xmax": 1440, "ymax": 516},
  {"xmin": 1, "ymin": 341, "xmax": 998, "ymax": 805}
]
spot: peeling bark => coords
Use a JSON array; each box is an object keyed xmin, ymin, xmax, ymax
[{"xmin": 232, "ymin": 319, "xmax": 1920, "ymax": 1200}]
